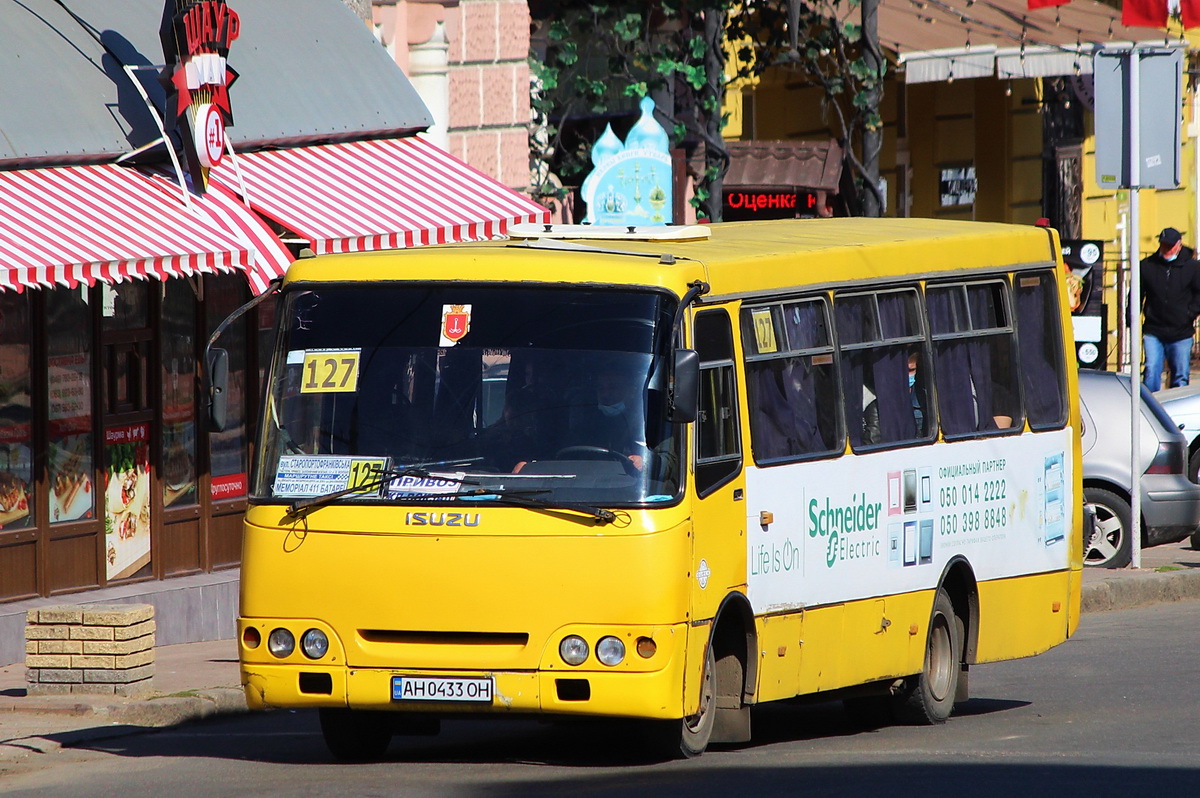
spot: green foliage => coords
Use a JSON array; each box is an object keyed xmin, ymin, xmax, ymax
[{"xmin": 529, "ymin": 1, "xmax": 887, "ymax": 218}]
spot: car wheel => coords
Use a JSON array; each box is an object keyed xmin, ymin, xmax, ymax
[
  {"xmin": 1190, "ymin": 449, "xmax": 1200, "ymax": 485},
  {"xmin": 1083, "ymin": 487, "xmax": 1133, "ymax": 569},
  {"xmin": 1191, "ymin": 528, "xmax": 1200, "ymax": 551}
]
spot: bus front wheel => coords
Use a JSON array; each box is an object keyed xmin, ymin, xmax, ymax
[
  {"xmin": 319, "ymin": 707, "xmax": 393, "ymax": 762},
  {"xmin": 642, "ymin": 643, "xmax": 715, "ymax": 759},
  {"xmin": 893, "ymin": 588, "xmax": 962, "ymax": 725}
]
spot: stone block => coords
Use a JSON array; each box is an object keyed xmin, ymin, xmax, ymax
[
  {"xmin": 84, "ymin": 663, "xmax": 154, "ymax": 684},
  {"xmin": 37, "ymin": 639, "xmax": 83, "ymax": 655},
  {"xmin": 112, "ymin": 648, "xmax": 155, "ymax": 669},
  {"xmin": 25, "ymin": 640, "xmax": 37, "ymax": 655},
  {"xmin": 25, "ymin": 624, "xmax": 70, "ymax": 640},
  {"xmin": 34, "ymin": 605, "xmax": 85, "ymax": 624},
  {"xmin": 114, "ymin": 620, "xmax": 156, "ymax": 641},
  {"xmin": 71, "ymin": 624, "xmax": 115, "ymax": 641},
  {"xmin": 27, "ymin": 682, "xmax": 73, "ymax": 696},
  {"xmin": 73, "ymin": 683, "xmax": 116, "ymax": 695},
  {"xmin": 82, "ymin": 603, "xmax": 154, "ymax": 626},
  {"xmin": 84, "ymin": 636, "xmax": 152, "ymax": 656},
  {"xmin": 461, "ymin": 0, "xmax": 499, "ymax": 63},
  {"xmin": 26, "ymin": 654, "xmax": 72, "ymax": 669},
  {"xmin": 71, "ymin": 655, "xmax": 115, "ymax": 670},
  {"xmin": 36, "ymin": 668, "xmax": 84, "ymax": 684},
  {"xmin": 448, "ymin": 67, "xmax": 482, "ymax": 128},
  {"xmin": 496, "ymin": 0, "xmax": 530, "ymax": 62},
  {"xmin": 115, "ymin": 679, "xmax": 154, "ymax": 698}
]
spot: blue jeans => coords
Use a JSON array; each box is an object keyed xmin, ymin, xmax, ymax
[{"xmin": 1143, "ymin": 333, "xmax": 1193, "ymax": 391}]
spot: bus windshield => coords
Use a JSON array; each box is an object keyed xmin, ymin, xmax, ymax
[{"xmin": 252, "ymin": 284, "xmax": 682, "ymax": 507}]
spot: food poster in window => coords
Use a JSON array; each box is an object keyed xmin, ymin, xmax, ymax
[
  {"xmin": 49, "ymin": 353, "xmax": 94, "ymax": 523},
  {"xmin": 0, "ymin": 295, "xmax": 32, "ymax": 529},
  {"xmin": 104, "ymin": 423, "xmax": 151, "ymax": 580}
]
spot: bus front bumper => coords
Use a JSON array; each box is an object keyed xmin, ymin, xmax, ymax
[{"xmin": 240, "ymin": 663, "xmax": 687, "ymax": 721}]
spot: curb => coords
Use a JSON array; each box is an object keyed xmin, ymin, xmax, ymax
[
  {"xmin": 0, "ymin": 688, "xmax": 249, "ymax": 758},
  {"xmin": 1080, "ymin": 568, "xmax": 1200, "ymax": 613}
]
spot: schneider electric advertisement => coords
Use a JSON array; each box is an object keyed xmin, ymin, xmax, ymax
[{"xmin": 743, "ymin": 430, "xmax": 1071, "ymax": 613}]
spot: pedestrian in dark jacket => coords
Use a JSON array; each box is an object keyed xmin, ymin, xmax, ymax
[{"xmin": 1141, "ymin": 227, "xmax": 1200, "ymax": 391}]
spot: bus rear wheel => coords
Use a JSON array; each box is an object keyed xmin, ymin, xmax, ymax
[
  {"xmin": 893, "ymin": 588, "xmax": 961, "ymax": 725},
  {"xmin": 319, "ymin": 707, "xmax": 393, "ymax": 762}
]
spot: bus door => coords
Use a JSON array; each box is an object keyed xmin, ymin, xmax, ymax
[{"xmin": 688, "ymin": 308, "xmax": 747, "ymax": 626}]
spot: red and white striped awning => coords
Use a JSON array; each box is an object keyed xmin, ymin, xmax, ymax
[
  {"xmin": 0, "ymin": 164, "xmax": 262, "ymax": 292},
  {"xmin": 138, "ymin": 171, "xmax": 293, "ymax": 295},
  {"xmin": 211, "ymin": 137, "xmax": 550, "ymax": 255}
]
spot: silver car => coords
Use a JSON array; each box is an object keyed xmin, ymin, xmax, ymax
[
  {"xmin": 1078, "ymin": 369, "xmax": 1200, "ymax": 567},
  {"xmin": 1151, "ymin": 382, "xmax": 1200, "ymax": 548}
]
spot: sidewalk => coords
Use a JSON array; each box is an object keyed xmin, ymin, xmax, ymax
[{"xmin": 3, "ymin": 540, "xmax": 1200, "ymax": 769}]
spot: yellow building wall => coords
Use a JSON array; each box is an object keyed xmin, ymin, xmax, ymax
[{"xmin": 733, "ymin": 64, "xmax": 1199, "ymax": 314}]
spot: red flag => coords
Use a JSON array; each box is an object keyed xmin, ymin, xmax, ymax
[
  {"xmin": 1028, "ymin": 0, "xmax": 1069, "ymax": 9},
  {"xmin": 1182, "ymin": 0, "xmax": 1200, "ymax": 28},
  {"xmin": 1122, "ymin": 0, "xmax": 1169, "ymax": 28}
]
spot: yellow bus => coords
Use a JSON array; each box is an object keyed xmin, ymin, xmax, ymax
[{"xmin": 228, "ymin": 218, "xmax": 1083, "ymax": 761}]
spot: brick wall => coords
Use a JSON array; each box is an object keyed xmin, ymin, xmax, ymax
[{"xmin": 444, "ymin": 0, "xmax": 531, "ymax": 191}]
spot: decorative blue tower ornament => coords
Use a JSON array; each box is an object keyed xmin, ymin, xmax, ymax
[{"xmin": 580, "ymin": 96, "xmax": 673, "ymax": 226}]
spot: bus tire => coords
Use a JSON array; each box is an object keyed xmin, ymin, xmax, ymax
[
  {"xmin": 318, "ymin": 707, "xmax": 393, "ymax": 762},
  {"xmin": 893, "ymin": 588, "xmax": 961, "ymax": 725},
  {"xmin": 1082, "ymin": 487, "xmax": 1133, "ymax": 569}
]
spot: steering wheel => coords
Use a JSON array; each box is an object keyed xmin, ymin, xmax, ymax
[{"xmin": 554, "ymin": 445, "xmax": 639, "ymax": 476}]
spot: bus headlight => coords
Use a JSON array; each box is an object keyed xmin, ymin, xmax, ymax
[
  {"xmin": 267, "ymin": 628, "xmax": 295, "ymax": 658},
  {"xmin": 596, "ymin": 636, "xmax": 626, "ymax": 667},
  {"xmin": 301, "ymin": 628, "xmax": 329, "ymax": 659},
  {"xmin": 559, "ymin": 635, "xmax": 589, "ymax": 666}
]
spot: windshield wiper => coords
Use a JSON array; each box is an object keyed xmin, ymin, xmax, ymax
[
  {"xmin": 458, "ymin": 487, "xmax": 616, "ymax": 524},
  {"xmin": 282, "ymin": 458, "xmax": 481, "ymax": 522}
]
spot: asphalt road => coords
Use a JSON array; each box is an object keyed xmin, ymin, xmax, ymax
[{"xmin": 3, "ymin": 601, "xmax": 1199, "ymax": 798}]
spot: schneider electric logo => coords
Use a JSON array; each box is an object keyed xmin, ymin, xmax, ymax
[{"xmin": 808, "ymin": 494, "xmax": 883, "ymax": 568}]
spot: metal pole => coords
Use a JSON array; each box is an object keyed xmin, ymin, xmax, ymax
[{"xmin": 1128, "ymin": 48, "xmax": 1143, "ymax": 569}]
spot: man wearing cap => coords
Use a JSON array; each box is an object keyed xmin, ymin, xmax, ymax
[{"xmin": 1140, "ymin": 227, "xmax": 1200, "ymax": 391}]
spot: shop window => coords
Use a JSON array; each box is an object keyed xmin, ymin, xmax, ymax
[
  {"xmin": 47, "ymin": 288, "xmax": 95, "ymax": 525},
  {"xmin": 0, "ymin": 293, "xmax": 33, "ymax": 530},
  {"xmin": 206, "ymin": 275, "xmax": 250, "ymax": 502},
  {"xmin": 162, "ymin": 280, "xmax": 197, "ymax": 507}
]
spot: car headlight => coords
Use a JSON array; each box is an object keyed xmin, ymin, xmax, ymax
[
  {"xmin": 301, "ymin": 628, "xmax": 329, "ymax": 659},
  {"xmin": 267, "ymin": 628, "xmax": 295, "ymax": 658},
  {"xmin": 596, "ymin": 636, "xmax": 626, "ymax": 667},
  {"xmin": 559, "ymin": 635, "xmax": 589, "ymax": 666}
]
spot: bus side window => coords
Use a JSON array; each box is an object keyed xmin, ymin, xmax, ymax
[
  {"xmin": 1014, "ymin": 271, "xmax": 1068, "ymax": 429},
  {"xmin": 694, "ymin": 309, "xmax": 742, "ymax": 497},
  {"xmin": 835, "ymin": 289, "xmax": 931, "ymax": 449},
  {"xmin": 741, "ymin": 298, "xmax": 842, "ymax": 463},
  {"xmin": 927, "ymin": 280, "xmax": 1023, "ymax": 437}
]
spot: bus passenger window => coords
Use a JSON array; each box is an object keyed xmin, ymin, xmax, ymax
[
  {"xmin": 927, "ymin": 280, "xmax": 1023, "ymax": 438},
  {"xmin": 1014, "ymin": 271, "xmax": 1068, "ymax": 429},
  {"xmin": 835, "ymin": 289, "xmax": 933, "ymax": 449},
  {"xmin": 741, "ymin": 299, "xmax": 842, "ymax": 463}
]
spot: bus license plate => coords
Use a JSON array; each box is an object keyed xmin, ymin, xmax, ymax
[{"xmin": 391, "ymin": 675, "xmax": 494, "ymax": 703}]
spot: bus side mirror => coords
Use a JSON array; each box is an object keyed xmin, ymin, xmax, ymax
[
  {"xmin": 670, "ymin": 349, "xmax": 699, "ymax": 423},
  {"xmin": 207, "ymin": 348, "xmax": 229, "ymax": 433}
]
